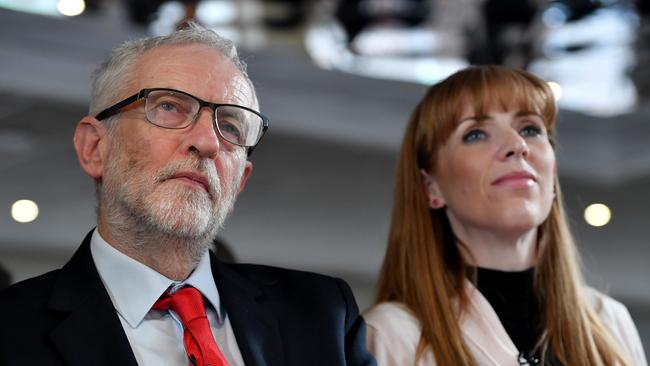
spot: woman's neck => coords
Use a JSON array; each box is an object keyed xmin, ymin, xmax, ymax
[{"xmin": 451, "ymin": 220, "xmax": 538, "ymax": 271}]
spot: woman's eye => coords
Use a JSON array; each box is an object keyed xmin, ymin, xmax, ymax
[
  {"xmin": 520, "ymin": 124, "xmax": 543, "ymax": 138},
  {"xmin": 462, "ymin": 129, "xmax": 486, "ymax": 143}
]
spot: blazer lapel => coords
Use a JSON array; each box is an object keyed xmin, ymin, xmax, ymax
[
  {"xmin": 212, "ymin": 256, "xmax": 284, "ymax": 366},
  {"xmin": 460, "ymin": 281, "xmax": 520, "ymax": 366},
  {"xmin": 48, "ymin": 232, "xmax": 138, "ymax": 366}
]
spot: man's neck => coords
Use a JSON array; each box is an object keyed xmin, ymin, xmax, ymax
[{"xmin": 96, "ymin": 220, "xmax": 208, "ymax": 281}]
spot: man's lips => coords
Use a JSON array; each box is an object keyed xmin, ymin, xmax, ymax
[
  {"xmin": 492, "ymin": 171, "xmax": 537, "ymax": 187},
  {"xmin": 169, "ymin": 171, "xmax": 210, "ymax": 192}
]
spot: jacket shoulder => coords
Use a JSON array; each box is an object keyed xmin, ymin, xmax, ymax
[
  {"xmin": 220, "ymin": 262, "xmax": 355, "ymax": 304},
  {"xmin": 585, "ymin": 287, "xmax": 634, "ymax": 328},
  {"xmin": 0, "ymin": 269, "xmax": 60, "ymax": 312},
  {"xmin": 220, "ymin": 263, "xmax": 375, "ymax": 365},
  {"xmin": 585, "ymin": 288, "xmax": 648, "ymax": 365},
  {"xmin": 0, "ymin": 269, "xmax": 64, "ymax": 357},
  {"xmin": 363, "ymin": 302, "xmax": 427, "ymax": 365},
  {"xmin": 223, "ymin": 262, "xmax": 338, "ymax": 284},
  {"xmin": 364, "ymin": 301, "xmax": 420, "ymax": 339},
  {"xmin": 219, "ymin": 262, "xmax": 361, "ymax": 315}
]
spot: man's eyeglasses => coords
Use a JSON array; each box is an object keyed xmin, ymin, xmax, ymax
[{"xmin": 95, "ymin": 88, "xmax": 269, "ymax": 153}]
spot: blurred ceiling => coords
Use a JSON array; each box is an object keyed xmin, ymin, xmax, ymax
[{"xmin": 2, "ymin": 0, "xmax": 649, "ymax": 181}]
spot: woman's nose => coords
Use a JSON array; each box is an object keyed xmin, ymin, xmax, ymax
[{"xmin": 501, "ymin": 132, "xmax": 529, "ymax": 160}]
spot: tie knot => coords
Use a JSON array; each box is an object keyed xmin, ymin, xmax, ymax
[{"xmin": 153, "ymin": 286, "xmax": 207, "ymax": 325}]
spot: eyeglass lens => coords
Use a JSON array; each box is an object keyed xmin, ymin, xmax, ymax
[{"xmin": 144, "ymin": 90, "xmax": 263, "ymax": 147}]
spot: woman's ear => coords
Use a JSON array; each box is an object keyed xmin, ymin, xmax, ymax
[
  {"xmin": 73, "ymin": 116, "xmax": 109, "ymax": 181},
  {"xmin": 420, "ymin": 169, "xmax": 446, "ymax": 209}
]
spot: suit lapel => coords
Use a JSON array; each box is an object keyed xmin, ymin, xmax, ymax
[
  {"xmin": 48, "ymin": 232, "xmax": 138, "ymax": 366},
  {"xmin": 212, "ymin": 256, "xmax": 284, "ymax": 366}
]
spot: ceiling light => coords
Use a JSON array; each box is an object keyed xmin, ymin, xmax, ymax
[
  {"xmin": 57, "ymin": 0, "xmax": 85, "ymax": 16},
  {"xmin": 11, "ymin": 199, "xmax": 39, "ymax": 223},
  {"xmin": 584, "ymin": 203, "xmax": 611, "ymax": 227}
]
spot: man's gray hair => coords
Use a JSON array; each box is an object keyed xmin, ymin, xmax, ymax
[{"xmin": 89, "ymin": 23, "xmax": 252, "ymax": 120}]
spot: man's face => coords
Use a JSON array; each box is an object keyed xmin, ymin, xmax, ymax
[{"xmin": 99, "ymin": 44, "xmax": 254, "ymax": 243}]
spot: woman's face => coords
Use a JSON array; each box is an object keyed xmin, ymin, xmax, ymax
[{"xmin": 423, "ymin": 105, "xmax": 556, "ymax": 237}]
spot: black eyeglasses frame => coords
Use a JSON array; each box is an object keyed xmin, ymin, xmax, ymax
[{"xmin": 94, "ymin": 88, "xmax": 269, "ymax": 155}]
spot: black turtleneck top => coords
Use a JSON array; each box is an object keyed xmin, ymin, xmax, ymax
[{"xmin": 474, "ymin": 267, "xmax": 542, "ymax": 362}]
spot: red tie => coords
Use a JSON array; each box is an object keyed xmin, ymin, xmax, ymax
[{"xmin": 153, "ymin": 287, "xmax": 229, "ymax": 366}]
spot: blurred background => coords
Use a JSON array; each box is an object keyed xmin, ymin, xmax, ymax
[{"xmin": 0, "ymin": 0, "xmax": 648, "ymax": 357}]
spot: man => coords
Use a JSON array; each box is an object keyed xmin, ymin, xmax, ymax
[{"xmin": 0, "ymin": 24, "xmax": 374, "ymax": 366}]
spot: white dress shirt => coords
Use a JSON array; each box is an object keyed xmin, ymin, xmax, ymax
[{"xmin": 90, "ymin": 229, "xmax": 245, "ymax": 366}]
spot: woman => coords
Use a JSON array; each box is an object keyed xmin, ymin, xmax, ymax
[{"xmin": 364, "ymin": 65, "xmax": 647, "ymax": 366}]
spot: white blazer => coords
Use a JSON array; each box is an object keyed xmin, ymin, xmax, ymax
[{"xmin": 364, "ymin": 284, "xmax": 647, "ymax": 366}]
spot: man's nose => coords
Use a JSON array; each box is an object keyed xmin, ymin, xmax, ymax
[{"xmin": 185, "ymin": 108, "xmax": 221, "ymax": 158}]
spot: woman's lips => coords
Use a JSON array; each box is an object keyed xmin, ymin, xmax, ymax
[{"xmin": 492, "ymin": 171, "xmax": 536, "ymax": 188}]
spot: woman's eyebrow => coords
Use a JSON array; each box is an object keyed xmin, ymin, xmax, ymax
[
  {"xmin": 459, "ymin": 115, "xmax": 491, "ymax": 123},
  {"xmin": 515, "ymin": 111, "xmax": 543, "ymax": 119}
]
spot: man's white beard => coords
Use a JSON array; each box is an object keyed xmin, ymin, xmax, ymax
[{"xmin": 100, "ymin": 141, "xmax": 241, "ymax": 255}]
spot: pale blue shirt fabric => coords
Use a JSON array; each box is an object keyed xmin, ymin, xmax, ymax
[{"xmin": 90, "ymin": 229, "xmax": 245, "ymax": 366}]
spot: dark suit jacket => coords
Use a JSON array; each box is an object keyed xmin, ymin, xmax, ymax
[{"xmin": 0, "ymin": 231, "xmax": 375, "ymax": 366}]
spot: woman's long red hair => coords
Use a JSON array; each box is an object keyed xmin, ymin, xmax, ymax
[{"xmin": 375, "ymin": 65, "xmax": 631, "ymax": 366}]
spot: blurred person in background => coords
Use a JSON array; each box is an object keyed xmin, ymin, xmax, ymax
[
  {"xmin": 364, "ymin": 65, "xmax": 647, "ymax": 366},
  {"xmin": 0, "ymin": 264, "xmax": 10, "ymax": 291},
  {"xmin": 0, "ymin": 24, "xmax": 374, "ymax": 366}
]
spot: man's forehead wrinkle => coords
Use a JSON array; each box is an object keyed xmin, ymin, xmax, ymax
[
  {"xmin": 132, "ymin": 45, "xmax": 256, "ymax": 111},
  {"xmin": 227, "ymin": 75, "xmax": 254, "ymax": 106},
  {"xmin": 188, "ymin": 52, "xmax": 252, "ymax": 107},
  {"xmin": 216, "ymin": 68, "xmax": 254, "ymax": 110}
]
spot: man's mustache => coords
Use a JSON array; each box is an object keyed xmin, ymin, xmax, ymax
[{"xmin": 153, "ymin": 159, "xmax": 220, "ymax": 199}]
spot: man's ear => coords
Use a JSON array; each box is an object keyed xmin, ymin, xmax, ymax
[
  {"xmin": 420, "ymin": 169, "xmax": 446, "ymax": 209},
  {"xmin": 236, "ymin": 160, "xmax": 253, "ymax": 194},
  {"xmin": 73, "ymin": 116, "xmax": 109, "ymax": 181}
]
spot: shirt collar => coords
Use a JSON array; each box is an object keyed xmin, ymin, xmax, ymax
[{"xmin": 90, "ymin": 229, "xmax": 222, "ymax": 328}]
